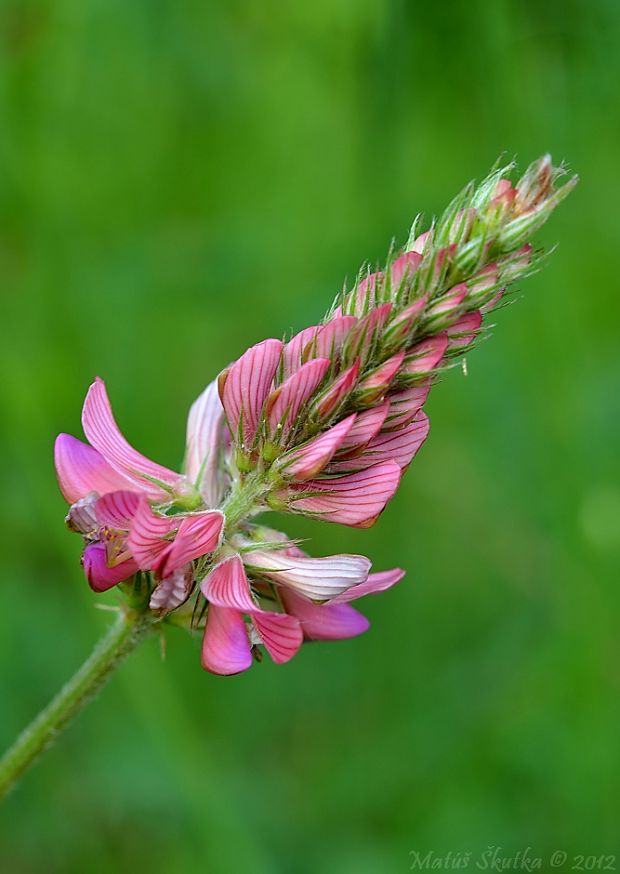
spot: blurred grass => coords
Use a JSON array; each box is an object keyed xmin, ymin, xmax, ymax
[{"xmin": 1, "ymin": 1, "xmax": 619, "ymax": 871}]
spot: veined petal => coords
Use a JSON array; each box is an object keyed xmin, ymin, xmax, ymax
[
  {"xmin": 289, "ymin": 461, "xmax": 401, "ymax": 528},
  {"xmin": 344, "ymin": 303, "xmax": 392, "ymax": 362},
  {"xmin": 328, "ymin": 412, "xmax": 429, "ymax": 473},
  {"xmin": 355, "ymin": 352, "xmax": 404, "ymax": 403},
  {"xmin": 280, "ymin": 590, "xmax": 369, "ymax": 640},
  {"xmin": 385, "ymin": 381, "xmax": 431, "ymax": 430},
  {"xmin": 201, "ymin": 605, "xmax": 253, "ymax": 676},
  {"xmin": 330, "ymin": 567, "xmax": 405, "ymax": 603},
  {"xmin": 95, "ymin": 490, "xmax": 140, "ymax": 530},
  {"xmin": 307, "ymin": 316, "xmax": 357, "ymax": 361},
  {"xmin": 54, "ymin": 434, "xmax": 135, "ymax": 504},
  {"xmin": 266, "ymin": 358, "xmax": 330, "ymax": 440},
  {"xmin": 82, "ymin": 542, "xmax": 138, "ymax": 593},
  {"xmin": 127, "ymin": 499, "xmax": 178, "ymax": 570},
  {"xmin": 155, "ymin": 510, "xmax": 224, "ymax": 578},
  {"xmin": 201, "ymin": 554, "xmax": 257, "ymax": 612},
  {"xmin": 311, "ymin": 359, "xmax": 360, "ymax": 420},
  {"xmin": 275, "ymin": 415, "xmax": 356, "ymax": 481},
  {"xmin": 282, "ymin": 326, "xmax": 320, "ymax": 379},
  {"xmin": 149, "ymin": 567, "xmax": 193, "ymax": 612},
  {"xmin": 220, "ymin": 339, "xmax": 283, "ymax": 446},
  {"xmin": 402, "ymin": 334, "xmax": 448, "ymax": 377},
  {"xmin": 389, "ymin": 251, "xmax": 422, "ymax": 289},
  {"xmin": 82, "ymin": 378, "xmax": 178, "ymax": 498},
  {"xmin": 336, "ymin": 401, "xmax": 389, "ymax": 454},
  {"xmin": 447, "ymin": 310, "xmax": 482, "ymax": 348},
  {"xmin": 242, "ymin": 549, "xmax": 371, "ymax": 600},
  {"xmin": 251, "ymin": 612, "xmax": 303, "ymax": 664},
  {"xmin": 185, "ymin": 379, "xmax": 228, "ymax": 506}
]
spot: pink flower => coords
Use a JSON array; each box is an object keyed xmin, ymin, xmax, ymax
[{"xmin": 55, "ymin": 377, "xmax": 227, "ymax": 594}]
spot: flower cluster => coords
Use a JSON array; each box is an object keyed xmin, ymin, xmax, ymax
[{"xmin": 55, "ymin": 156, "xmax": 575, "ymax": 675}]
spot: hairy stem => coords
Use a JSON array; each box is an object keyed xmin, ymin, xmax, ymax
[{"xmin": 0, "ymin": 607, "xmax": 156, "ymax": 801}]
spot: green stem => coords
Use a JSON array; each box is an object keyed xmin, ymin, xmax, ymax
[{"xmin": 0, "ymin": 607, "xmax": 155, "ymax": 801}]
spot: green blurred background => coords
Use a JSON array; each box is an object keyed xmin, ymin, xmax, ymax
[{"xmin": 1, "ymin": 1, "xmax": 618, "ymax": 871}]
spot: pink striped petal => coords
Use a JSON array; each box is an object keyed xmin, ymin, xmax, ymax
[
  {"xmin": 402, "ymin": 334, "xmax": 448, "ymax": 377},
  {"xmin": 201, "ymin": 554, "xmax": 257, "ymax": 612},
  {"xmin": 426, "ymin": 283, "xmax": 467, "ymax": 321},
  {"xmin": 201, "ymin": 605, "xmax": 253, "ymax": 675},
  {"xmin": 243, "ymin": 549, "xmax": 371, "ymax": 600},
  {"xmin": 220, "ymin": 339, "xmax": 283, "ymax": 446},
  {"xmin": 447, "ymin": 310, "xmax": 482, "ymax": 349},
  {"xmin": 308, "ymin": 316, "xmax": 357, "ymax": 361},
  {"xmin": 385, "ymin": 381, "xmax": 431, "ymax": 429},
  {"xmin": 185, "ymin": 379, "xmax": 228, "ymax": 506},
  {"xmin": 356, "ymin": 352, "xmax": 405, "ymax": 402},
  {"xmin": 95, "ymin": 490, "xmax": 140, "ymax": 530},
  {"xmin": 345, "ymin": 303, "xmax": 392, "ymax": 361},
  {"xmin": 408, "ymin": 229, "xmax": 433, "ymax": 255},
  {"xmin": 351, "ymin": 270, "xmax": 381, "ymax": 313},
  {"xmin": 155, "ymin": 510, "xmax": 224, "ymax": 578},
  {"xmin": 127, "ymin": 499, "xmax": 179, "ymax": 570},
  {"xmin": 266, "ymin": 358, "xmax": 330, "ymax": 439},
  {"xmin": 276, "ymin": 415, "xmax": 356, "ymax": 481},
  {"xmin": 81, "ymin": 379, "xmax": 178, "ymax": 498},
  {"xmin": 282, "ymin": 326, "xmax": 320, "ymax": 378},
  {"xmin": 329, "ymin": 411, "xmax": 429, "ymax": 473},
  {"xmin": 330, "ymin": 567, "xmax": 405, "ymax": 603},
  {"xmin": 251, "ymin": 612, "xmax": 303, "ymax": 664},
  {"xmin": 289, "ymin": 461, "xmax": 401, "ymax": 528},
  {"xmin": 312, "ymin": 359, "xmax": 360, "ymax": 419},
  {"xmin": 336, "ymin": 401, "xmax": 389, "ymax": 454},
  {"xmin": 149, "ymin": 567, "xmax": 193, "ymax": 612},
  {"xmin": 82, "ymin": 542, "xmax": 138, "ymax": 593},
  {"xmin": 389, "ymin": 251, "xmax": 422, "ymax": 289},
  {"xmin": 280, "ymin": 589, "xmax": 369, "ymax": 640},
  {"xmin": 383, "ymin": 297, "xmax": 428, "ymax": 348},
  {"xmin": 54, "ymin": 434, "xmax": 136, "ymax": 504}
]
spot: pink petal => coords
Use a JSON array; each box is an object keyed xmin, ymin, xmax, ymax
[
  {"xmin": 95, "ymin": 490, "xmax": 140, "ymax": 530},
  {"xmin": 201, "ymin": 605, "xmax": 253, "ymax": 675},
  {"xmin": 282, "ymin": 325, "xmax": 320, "ymax": 379},
  {"xmin": 149, "ymin": 567, "xmax": 193, "ymax": 612},
  {"xmin": 220, "ymin": 339, "xmax": 283, "ymax": 446},
  {"xmin": 251, "ymin": 612, "xmax": 303, "ymax": 664},
  {"xmin": 82, "ymin": 542, "xmax": 138, "ymax": 593},
  {"xmin": 81, "ymin": 378, "xmax": 178, "ymax": 498},
  {"xmin": 308, "ymin": 316, "xmax": 357, "ymax": 361},
  {"xmin": 408, "ymin": 229, "xmax": 433, "ymax": 255},
  {"xmin": 385, "ymin": 381, "xmax": 431, "ymax": 430},
  {"xmin": 389, "ymin": 251, "xmax": 422, "ymax": 289},
  {"xmin": 289, "ymin": 461, "xmax": 401, "ymax": 528},
  {"xmin": 243, "ymin": 548, "xmax": 371, "ymax": 600},
  {"xmin": 356, "ymin": 352, "xmax": 404, "ymax": 402},
  {"xmin": 447, "ymin": 310, "xmax": 482, "ymax": 349},
  {"xmin": 351, "ymin": 270, "xmax": 381, "ymax": 314},
  {"xmin": 330, "ymin": 567, "xmax": 405, "ymax": 603},
  {"xmin": 276, "ymin": 415, "xmax": 356, "ymax": 481},
  {"xmin": 201, "ymin": 554, "xmax": 257, "ymax": 612},
  {"xmin": 425, "ymin": 283, "xmax": 467, "ymax": 320},
  {"xmin": 185, "ymin": 379, "xmax": 228, "ymax": 507},
  {"xmin": 155, "ymin": 510, "xmax": 224, "ymax": 578},
  {"xmin": 313, "ymin": 359, "xmax": 360, "ymax": 419},
  {"xmin": 383, "ymin": 297, "xmax": 428, "ymax": 348},
  {"xmin": 266, "ymin": 358, "xmax": 330, "ymax": 439},
  {"xmin": 336, "ymin": 401, "xmax": 389, "ymax": 454},
  {"xmin": 127, "ymin": 499, "xmax": 179, "ymax": 570},
  {"xmin": 345, "ymin": 303, "xmax": 392, "ymax": 361},
  {"xmin": 328, "ymin": 411, "xmax": 429, "ymax": 472},
  {"xmin": 402, "ymin": 334, "xmax": 448, "ymax": 377},
  {"xmin": 54, "ymin": 433, "xmax": 135, "ymax": 504},
  {"xmin": 281, "ymin": 589, "xmax": 369, "ymax": 640}
]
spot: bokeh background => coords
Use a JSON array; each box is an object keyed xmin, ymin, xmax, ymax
[{"xmin": 1, "ymin": 1, "xmax": 619, "ymax": 871}]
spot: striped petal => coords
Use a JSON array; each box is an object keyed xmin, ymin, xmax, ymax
[
  {"xmin": 149, "ymin": 567, "xmax": 193, "ymax": 612},
  {"xmin": 336, "ymin": 401, "xmax": 389, "ymax": 455},
  {"xmin": 266, "ymin": 358, "xmax": 330, "ymax": 439},
  {"xmin": 82, "ymin": 378, "xmax": 178, "ymax": 498},
  {"xmin": 280, "ymin": 590, "xmax": 370, "ymax": 640},
  {"xmin": 345, "ymin": 303, "xmax": 392, "ymax": 362},
  {"xmin": 275, "ymin": 415, "xmax": 356, "ymax": 481},
  {"xmin": 282, "ymin": 326, "xmax": 320, "ymax": 379},
  {"xmin": 155, "ymin": 510, "xmax": 224, "ymax": 578},
  {"xmin": 185, "ymin": 379, "xmax": 229, "ymax": 506},
  {"xmin": 312, "ymin": 359, "xmax": 360, "ymax": 419},
  {"xmin": 95, "ymin": 490, "xmax": 140, "ymax": 530},
  {"xmin": 243, "ymin": 549, "xmax": 371, "ymax": 601},
  {"xmin": 201, "ymin": 554, "xmax": 257, "ymax": 612},
  {"xmin": 289, "ymin": 461, "xmax": 401, "ymax": 528},
  {"xmin": 201, "ymin": 605, "xmax": 253, "ymax": 675},
  {"xmin": 330, "ymin": 567, "xmax": 405, "ymax": 603},
  {"xmin": 308, "ymin": 316, "xmax": 357, "ymax": 361},
  {"xmin": 82, "ymin": 542, "xmax": 138, "ymax": 593},
  {"xmin": 251, "ymin": 612, "xmax": 303, "ymax": 664},
  {"xmin": 401, "ymin": 334, "xmax": 448, "ymax": 378},
  {"xmin": 385, "ymin": 381, "xmax": 431, "ymax": 430},
  {"xmin": 220, "ymin": 339, "xmax": 283, "ymax": 446},
  {"xmin": 447, "ymin": 310, "xmax": 482, "ymax": 349},
  {"xmin": 127, "ymin": 499, "xmax": 179, "ymax": 570},
  {"xmin": 389, "ymin": 251, "xmax": 422, "ymax": 289},
  {"xmin": 328, "ymin": 411, "xmax": 429, "ymax": 473},
  {"xmin": 54, "ymin": 434, "xmax": 135, "ymax": 504}
]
